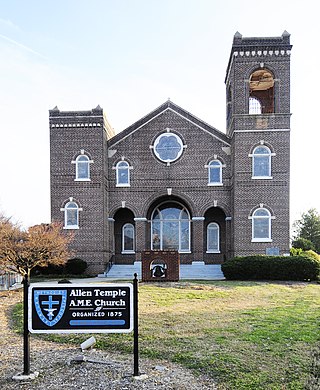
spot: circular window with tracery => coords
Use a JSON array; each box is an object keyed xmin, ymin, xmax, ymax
[{"xmin": 153, "ymin": 132, "xmax": 184, "ymax": 163}]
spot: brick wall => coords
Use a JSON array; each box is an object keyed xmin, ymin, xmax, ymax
[
  {"xmin": 141, "ymin": 250, "xmax": 180, "ymax": 282},
  {"xmin": 49, "ymin": 33, "xmax": 292, "ymax": 275}
]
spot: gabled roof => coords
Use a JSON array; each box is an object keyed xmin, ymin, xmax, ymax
[{"xmin": 108, "ymin": 100, "xmax": 230, "ymax": 147}]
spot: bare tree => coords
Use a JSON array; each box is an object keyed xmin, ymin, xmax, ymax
[
  {"xmin": 0, "ymin": 215, "xmax": 73, "ymax": 376},
  {"xmin": 0, "ymin": 218, "xmax": 73, "ymax": 277}
]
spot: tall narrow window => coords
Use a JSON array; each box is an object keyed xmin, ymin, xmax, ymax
[
  {"xmin": 251, "ymin": 146, "xmax": 272, "ymax": 178},
  {"xmin": 208, "ymin": 160, "xmax": 222, "ymax": 185},
  {"xmin": 76, "ymin": 155, "xmax": 90, "ymax": 180},
  {"xmin": 64, "ymin": 201, "xmax": 80, "ymax": 229},
  {"xmin": 122, "ymin": 223, "xmax": 135, "ymax": 253},
  {"xmin": 116, "ymin": 161, "xmax": 130, "ymax": 186},
  {"xmin": 207, "ymin": 222, "xmax": 220, "ymax": 253},
  {"xmin": 251, "ymin": 208, "xmax": 272, "ymax": 242}
]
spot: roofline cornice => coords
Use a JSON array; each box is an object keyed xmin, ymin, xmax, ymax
[{"xmin": 108, "ymin": 100, "xmax": 230, "ymax": 147}]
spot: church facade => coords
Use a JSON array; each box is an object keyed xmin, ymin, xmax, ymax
[{"xmin": 50, "ymin": 32, "xmax": 292, "ymax": 275}]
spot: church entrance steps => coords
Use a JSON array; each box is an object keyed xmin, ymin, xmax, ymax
[{"xmin": 104, "ymin": 262, "xmax": 225, "ymax": 280}]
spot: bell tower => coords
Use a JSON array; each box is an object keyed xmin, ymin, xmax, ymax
[{"xmin": 225, "ymin": 32, "xmax": 292, "ymax": 256}]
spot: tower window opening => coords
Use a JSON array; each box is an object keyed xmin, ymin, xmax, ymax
[{"xmin": 249, "ymin": 69, "xmax": 274, "ymax": 114}]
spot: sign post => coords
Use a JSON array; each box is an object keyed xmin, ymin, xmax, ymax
[
  {"xmin": 23, "ymin": 275, "xmax": 30, "ymax": 375},
  {"xmin": 27, "ymin": 279, "xmax": 140, "ymax": 377},
  {"xmin": 133, "ymin": 273, "xmax": 139, "ymax": 376}
]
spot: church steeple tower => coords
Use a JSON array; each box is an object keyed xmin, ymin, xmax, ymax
[
  {"xmin": 226, "ymin": 32, "xmax": 292, "ymax": 257},
  {"xmin": 225, "ymin": 31, "xmax": 292, "ymax": 136}
]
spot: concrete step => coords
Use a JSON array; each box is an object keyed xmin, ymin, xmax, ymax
[
  {"xmin": 104, "ymin": 262, "xmax": 225, "ymax": 280},
  {"xmin": 104, "ymin": 262, "xmax": 142, "ymax": 279}
]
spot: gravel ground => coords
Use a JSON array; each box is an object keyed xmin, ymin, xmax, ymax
[{"xmin": 0, "ymin": 290, "xmax": 216, "ymax": 389}]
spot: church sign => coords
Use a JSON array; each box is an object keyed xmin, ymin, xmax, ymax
[{"xmin": 28, "ymin": 283, "xmax": 133, "ymax": 334}]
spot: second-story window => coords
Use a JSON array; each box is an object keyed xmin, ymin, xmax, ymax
[
  {"xmin": 208, "ymin": 160, "xmax": 222, "ymax": 185},
  {"xmin": 76, "ymin": 155, "xmax": 90, "ymax": 180},
  {"xmin": 251, "ymin": 145, "xmax": 272, "ymax": 178},
  {"xmin": 116, "ymin": 161, "xmax": 130, "ymax": 187},
  {"xmin": 72, "ymin": 151, "xmax": 93, "ymax": 181}
]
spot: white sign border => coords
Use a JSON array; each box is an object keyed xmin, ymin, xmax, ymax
[{"xmin": 28, "ymin": 283, "xmax": 134, "ymax": 334}]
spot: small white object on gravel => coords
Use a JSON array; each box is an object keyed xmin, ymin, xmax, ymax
[{"xmin": 0, "ymin": 290, "xmax": 217, "ymax": 390}]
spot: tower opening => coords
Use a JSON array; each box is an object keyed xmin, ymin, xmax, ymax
[{"xmin": 249, "ymin": 69, "xmax": 274, "ymax": 114}]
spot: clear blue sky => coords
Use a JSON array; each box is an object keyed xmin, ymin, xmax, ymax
[{"xmin": 0, "ymin": 0, "xmax": 319, "ymax": 230}]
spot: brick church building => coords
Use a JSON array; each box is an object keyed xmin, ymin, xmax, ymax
[{"xmin": 50, "ymin": 32, "xmax": 292, "ymax": 275}]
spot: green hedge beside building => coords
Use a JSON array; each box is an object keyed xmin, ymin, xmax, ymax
[{"xmin": 221, "ymin": 255, "xmax": 320, "ymax": 281}]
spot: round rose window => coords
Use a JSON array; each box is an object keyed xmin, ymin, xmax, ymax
[{"xmin": 153, "ymin": 132, "xmax": 184, "ymax": 163}]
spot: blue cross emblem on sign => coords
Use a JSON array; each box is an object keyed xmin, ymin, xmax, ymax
[{"xmin": 34, "ymin": 290, "xmax": 67, "ymax": 327}]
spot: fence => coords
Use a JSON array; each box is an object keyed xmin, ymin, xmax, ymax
[{"xmin": 0, "ymin": 272, "xmax": 22, "ymax": 291}]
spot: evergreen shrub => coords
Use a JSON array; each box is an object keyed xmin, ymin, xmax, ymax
[
  {"xmin": 32, "ymin": 258, "xmax": 88, "ymax": 276},
  {"xmin": 221, "ymin": 255, "xmax": 320, "ymax": 281},
  {"xmin": 65, "ymin": 258, "xmax": 88, "ymax": 275}
]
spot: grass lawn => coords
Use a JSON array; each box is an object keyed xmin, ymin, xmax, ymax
[{"xmin": 12, "ymin": 281, "xmax": 320, "ymax": 389}]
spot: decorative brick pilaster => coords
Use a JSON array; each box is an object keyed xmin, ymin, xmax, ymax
[
  {"xmin": 134, "ymin": 218, "xmax": 148, "ymax": 261},
  {"xmin": 192, "ymin": 217, "xmax": 205, "ymax": 262}
]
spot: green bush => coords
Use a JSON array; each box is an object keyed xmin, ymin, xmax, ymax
[
  {"xmin": 290, "ymin": 247, "xmax": 302, "ymax": 256},
  {"xmin": 65, "ymin": 258, "xmax": 88, "ymax": 275},
  {"xmin": 32, "ymin": 263, "xmax": 64, "ymax": 276},
  {"xmin": 32, "ymin": 258, "xmax": 88, "ymax": 276},
  {"xmin": 304, "ymin": 250, "xmax": 320, "ymax": 260},
  {"xmin": 221, "ymin": 255, "xmax": 320, "ymax": 281},
  {"xmin": 292, "ymin": 237, "xmax": 315, "ymax": 251}
]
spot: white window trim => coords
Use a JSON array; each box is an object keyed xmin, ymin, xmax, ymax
[
  {"xmin": 75, "ymin": 178, "xmax": 92, "ymax": 182},
  {"xmin": 64, "ymin": 225, "xmax": 80, "ymax": 230},
  {"xmin": 251, "ymin": 238, "xmax": 273, "ymax": 243},
  {"xmin": 251, "ymin": 176, "xmax": 273, "ymax": 180}
]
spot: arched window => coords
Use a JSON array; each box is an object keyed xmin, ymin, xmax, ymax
[
  {"xmin": 122, "ymin": 223, "xmax": 135, "ymax": 253},
  {"xmin": 251, "ymin": 208, "xmax": 272, "ymax": 242},
  {"xmin": 151, "ymin": 202, "xmax": 190, "ymax": 252},
  {"xmin": 76, "ymin": 155, "xmax": 90, "ymax": 180},
  {"xmin": 62, "ymin": 201, "xmax": 80, "ymax": 229},
  {"xmin": 251, "ymin": 145, "xmax": 272, "ymax": 178},
  {"xmin": 249, "ymin": 69, "xmax": 275, "ymax": 114},
  {"xmin": 249, "ymin": 97, "xmax": 262, "ymax": 114},
  {"xmin": 116, "ymin": 161, "xmax": 130, "ymax": 186},
  {"xmin": 207, "ymin": 222, "xmax": 220, "ymax": 253},
  {"xmin": 208, "ymin": 160, "xmax": 222, "ymax": 185}
]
